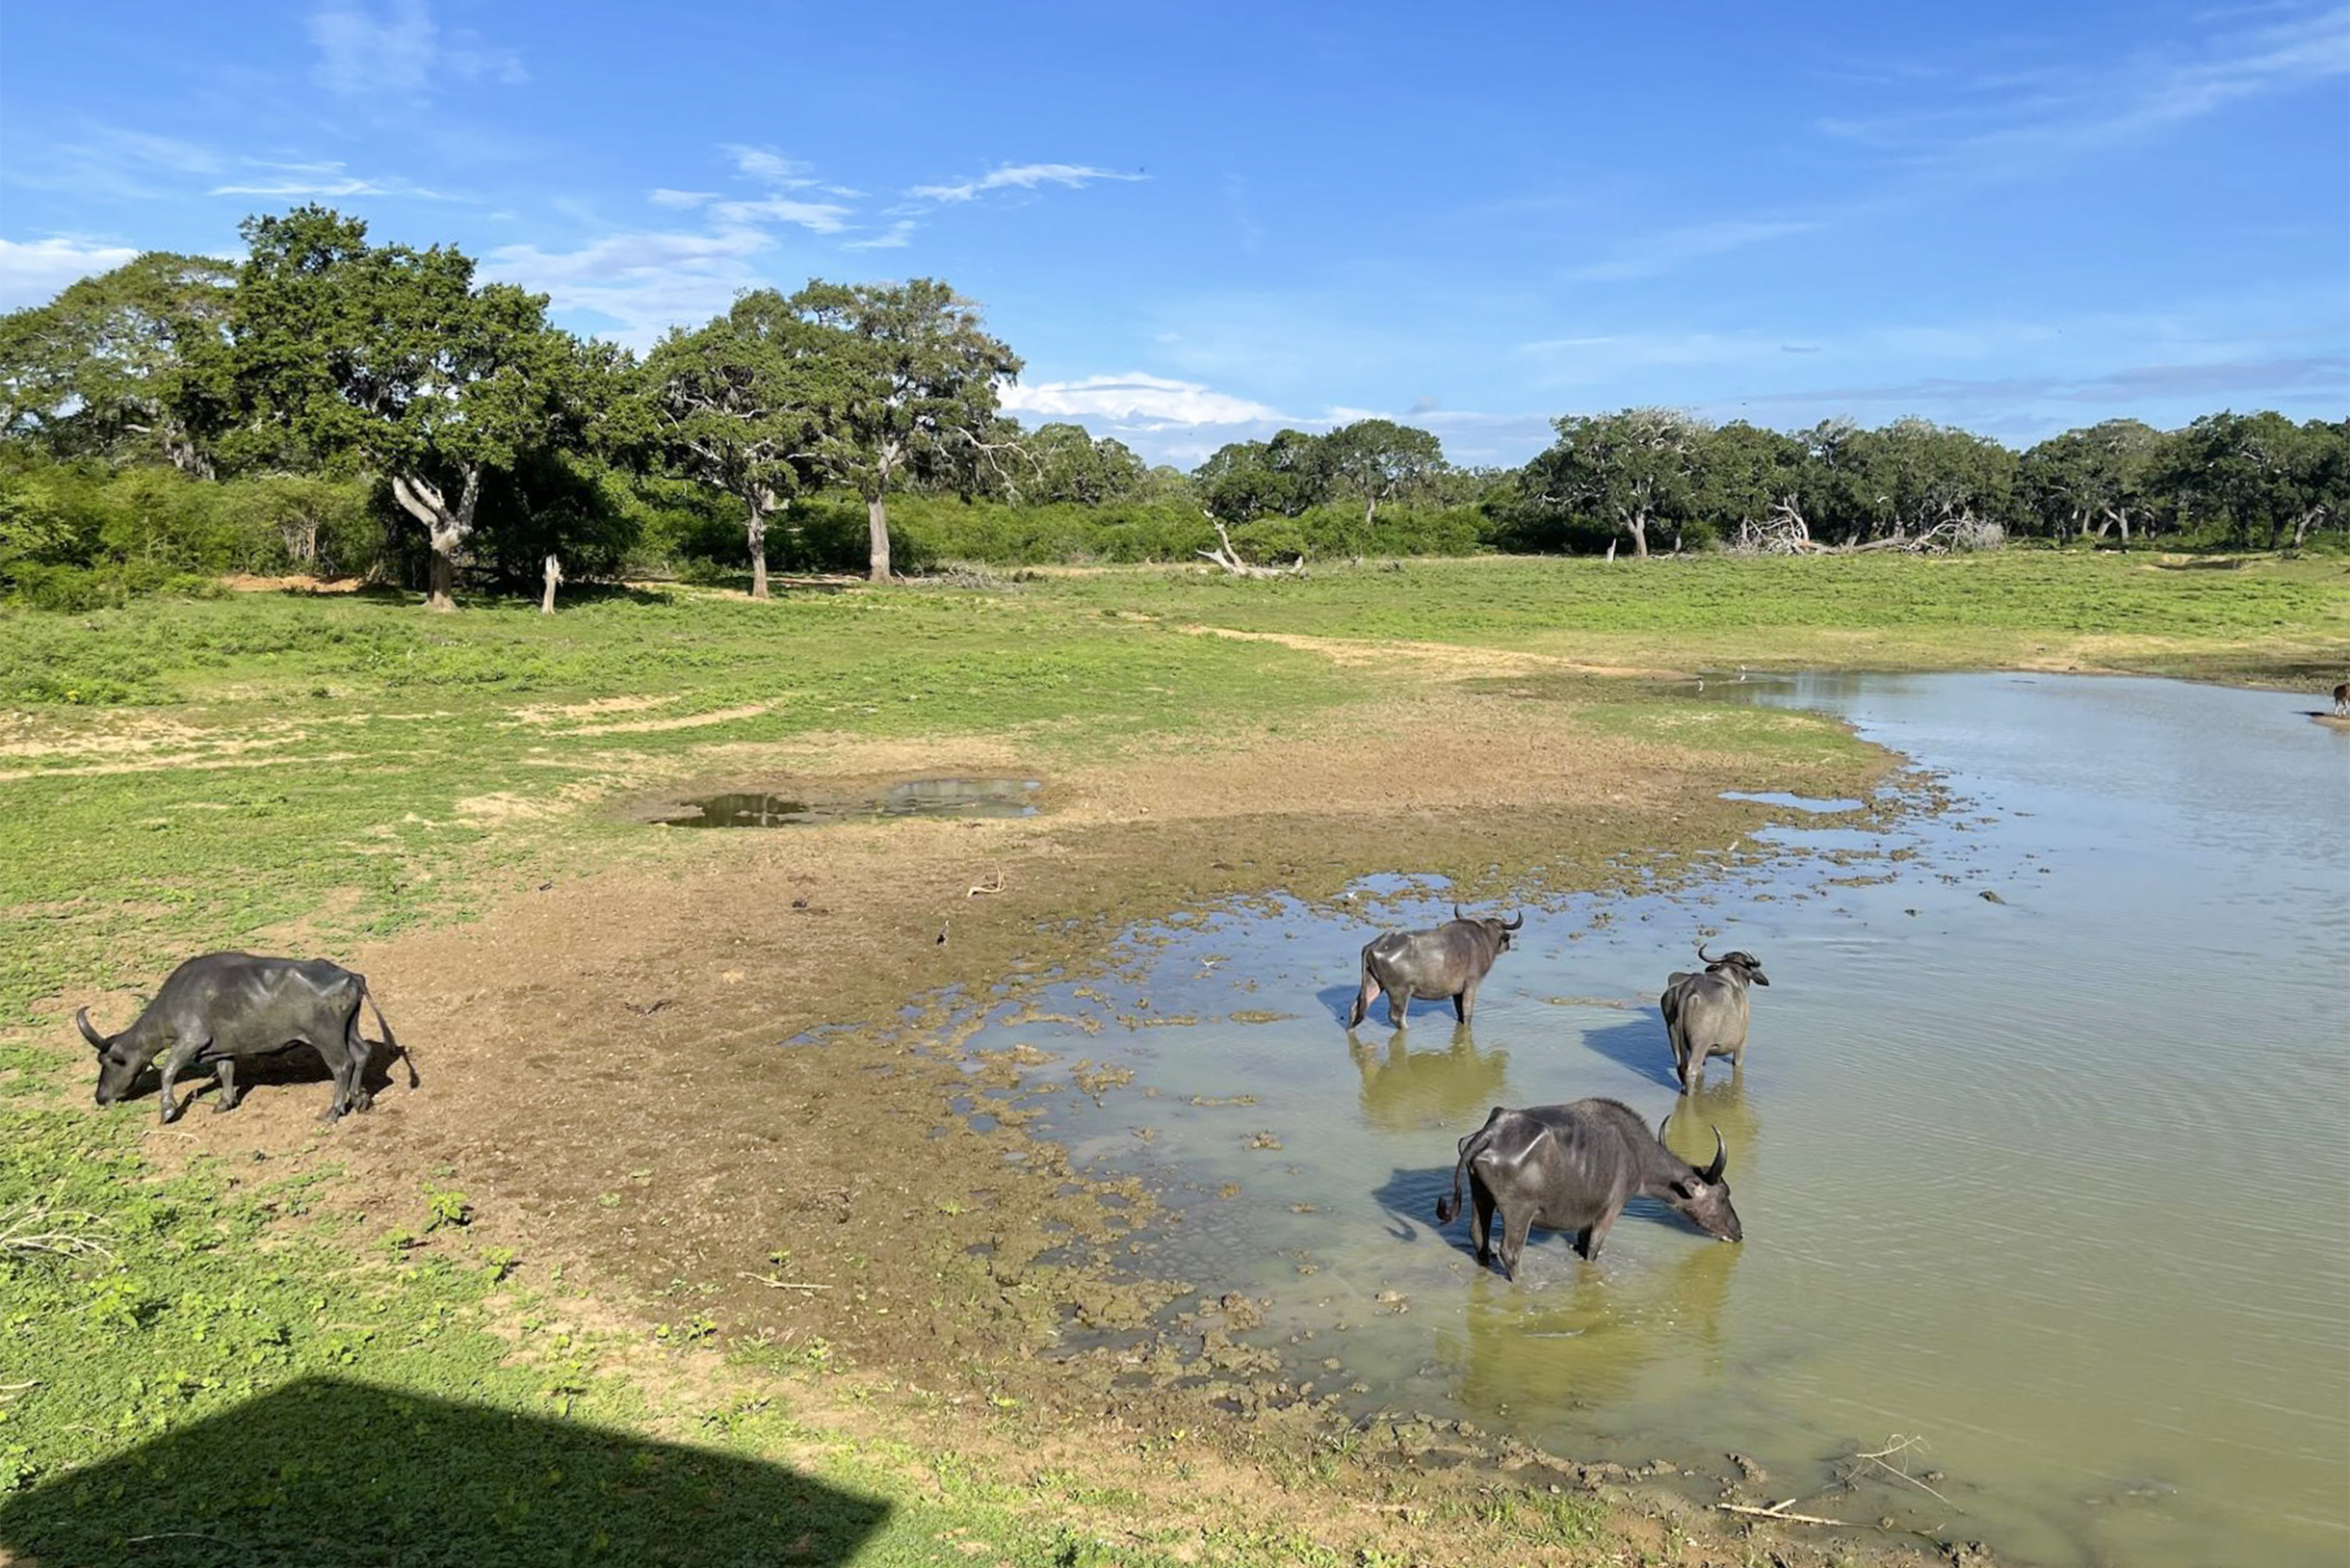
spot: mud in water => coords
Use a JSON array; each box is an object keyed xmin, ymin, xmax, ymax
[
  {"xmin": 957, "ymin": 674, "xmax": 2349, "ymax": 1568},
  {"xmin": 654, "ymin": 777, "xmax": 1041, "ymax": 827}
]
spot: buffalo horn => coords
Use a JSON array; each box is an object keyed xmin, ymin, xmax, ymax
[
  {"xmin": 1695, "ymin": 940, "xmax": 1722, "ymax": 966},
  {"xmin": 74, "ymin": 1006, "xmax": 107, "ymax": 1051},
  {"xmin": 1502, "ymin": 911, "xmax": 1524, "ymax": 930},
  {"xmin": 1452, "ymin": 903, "xmax": 1467, "ymax": 924},
  {"xmin": 1702, "ymin": 1126, "xmax": 1728, "ymax": 1184}
]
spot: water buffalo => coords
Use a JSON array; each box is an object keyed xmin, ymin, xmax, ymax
[
  {"xmin": 1435, "ymin": 1098, "xmax": 1740, "ymax": 1278},
  {"xmin": 79, "ymin": 953, "xmax": 413, "ymax": 1124},
  {"xmin": 1346, "ymin": 905, "xmax": 1522, "ymax": 1029},
  {"xmin": 1659, "ymin": 941, "xmax": 1769, "ymax": 1094}
]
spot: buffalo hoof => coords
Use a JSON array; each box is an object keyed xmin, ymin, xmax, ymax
[{"xmin": 316, "ymin": 1102, "xmax": 347, "ymax": 1124}]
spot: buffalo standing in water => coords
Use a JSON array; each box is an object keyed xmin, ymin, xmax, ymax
[
  {"xmin": 1659, "ymin": 942, "xmax": 1769, "ymax": 1094},
  {"xmin": 1435, "ymin": 1098, "xmax": 1740, "ymax": 1278},
  {"xmin": 1346, "ymin": 906, "xmax": 1522, "ymax": 1030},
  {"xmin": 80, "ymin": 953, "xmax": 412, "ymax": 1123}
]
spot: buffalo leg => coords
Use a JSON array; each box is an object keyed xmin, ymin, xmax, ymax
[
  {"xmin": 311, "ymin": 1034, "xmax": 356, "ymax": 1121},
  {"xmin": 1580, "ymin": 1208, "xmax": 1620, "ymax": 1260},
  {"xmin": 343, "ymin": 1009, "xmax": 376, "ymax": 1113},
  {"xmin": 155, "ymin": 1034, "xmax": 210, "ymax": 1124},
  {"xmin": 1469, "ymin": 1176, "xmax": 1497, "ymax": 1266},
  {"xmin": 1389, "ymin": 989, "xmax": 1410, "ymax": 1029},
  {"xmin": 1499, "ymin": 1209, "xmax": 1535, "ymax": 1282},
  {"xmin": 212, "ymin": 1058, "xmax": 241, "ymax": 1113}
]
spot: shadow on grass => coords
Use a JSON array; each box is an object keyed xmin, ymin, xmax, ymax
[{"xmin": 0, "ymin": 1376, "xmax": 890, "ymax": 1567}]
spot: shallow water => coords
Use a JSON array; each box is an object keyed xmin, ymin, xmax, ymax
[
  {"xmin": 658, "ymin": 777, "xmax": 1039, "ymax": 827},
  {"xmin": 960, "ymin": 674, "xmax": 2350, "ymax": 1568}
]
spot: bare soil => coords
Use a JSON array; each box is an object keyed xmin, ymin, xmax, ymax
[{"xmin": 38, "ymin": 679, "xmax": 1949, "ymax": 1564}]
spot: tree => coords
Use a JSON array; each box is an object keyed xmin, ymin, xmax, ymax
[
  {"xmin": 1520, "ymin": 407, "xmax": 1703, "ymax": 558},
  {"xmin": 227, "ymin": 206, "xmax": 587, "ymax": 610},
  {"xmin": 0, "ymin": 252, "xmax": 236, "ymax": 474},
  {"xmin": 2021, "ymin": 419, "xmax": 2158, "ymax": 544},
  {"xmin": 1016, "ymin": 422, "xmax": 1147, "ymax": 505},
  {"xmin": 785, "ymin": 279, "xmax": 1021, "ymax": 582},
  {"xmin": 1694, "ymin": 421, "xmax": 1810, "ymax": 546},
  {"xmin": 1863, "ymin": 418, "xmax": 2018, "ymax": 543},
  {"xmin": 640, "ymin": 291, "xmax": 827, "ymax": 599},
  {"xmin": 2157, "ymin": 410, "xmax": 2347, "ymax": 549},
  {"xmin": 1322, "ymin": 418, "xmax": 1446, "ymax": 529},
  {"xmin": 1194, "ymin": 430, "xmax": 1332, "ymax": 524}
]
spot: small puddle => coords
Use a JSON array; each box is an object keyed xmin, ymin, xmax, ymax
[
  {"xmin": 1718, "ymin": 789, "xmax": 1865, "ymax": 813},
  {"xmin": 657, "ymin": 778, "xmax": 1040, "ymax": 828}
]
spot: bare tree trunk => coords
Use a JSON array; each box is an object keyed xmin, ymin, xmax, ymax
[
  {"xmin": 867, "ymin": 494, "xmax": 891, "ymax": 583},
  {"xmin": 540, "ymin": 554, "xmax": 561, "ymax": 614},
  {"xmin": 1625, "ymin": 510, "xmax": 1650, "ymax": 559},
  {"xmin": 747, "ymin": 495, "xmax": 770, "ymax": 601},
  {"xmin": 391, "ymin": 465, "xmax": 483, "ymax": 614}
]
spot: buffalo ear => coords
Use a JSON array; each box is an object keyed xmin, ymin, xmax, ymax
[{"xmin": 1670, "ymin": 1177, "xmax": 1702, "ymax": 1201}]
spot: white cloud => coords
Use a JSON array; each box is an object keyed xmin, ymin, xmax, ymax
[
  {"xmin": 908, "ymin": 163, "xmax": 1145, "ymax": 204},
  {"xmin": 0, "ymin": 236, "xmax": 141, "ymax": 310},
  {"xmin": 308, "ymin": 0, "xmax": 527, "ymax": 99},
  {"xmin": 650, "ymin": 189, "xmax": 717, "ymax": 208},
  {"xmin": 1560, "ymin": 220, "xmax": 1818, "ymax": 284},
  {"xmin": 843, "ymin": 220, "xmax": 918, "ymax": 251},
  {"xmin": 208, "ymin": 160, "xmax": 450, "ymax": 200},
  {"xmin": 708, "ymin": 196, "xmax": 853, "ymax": 234},
  {"xmin": 483, "ymin": 226, "xmax": 777, "ymax": 349},
  {"xmin": 1000, "ymin": 373, "xmax": 1283, "ymax": 429},
  {"xmin": 722, "ymin": 145, "xmax": 817, "ymax": 188}
]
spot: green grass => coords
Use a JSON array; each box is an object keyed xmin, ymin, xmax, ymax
[{"xmin": 2, "ymin": 553, "xmax": 2345, "ymax": 1566}]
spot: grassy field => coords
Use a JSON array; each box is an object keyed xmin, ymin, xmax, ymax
[{"xmin": 3, "ymin": 551, "xmax": 2345, "ymax": 1566}]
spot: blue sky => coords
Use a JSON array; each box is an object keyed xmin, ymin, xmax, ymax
[{"xmin": 2, "ymin": 1, "xmax": 2344, "ymax": 467}]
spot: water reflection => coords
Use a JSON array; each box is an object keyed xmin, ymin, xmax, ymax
[
  {"xmin": 1449, "ymin": 1240, "xmax": 1743, "ymax": 1419},
  {"xmin": 1346, "ymin": 1025, "xmax": 1512, "ymax": 1135}
]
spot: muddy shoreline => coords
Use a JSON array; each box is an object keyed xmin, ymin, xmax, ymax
[{"xmin": 58, "ymin": 684, "xmax": 1978, "ymax": 1565}]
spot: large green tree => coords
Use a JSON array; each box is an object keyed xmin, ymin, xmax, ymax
[
  {"xmin": 1321, "ymin": 418, "xmax": 1446, "ymax": 528},
  {"xmin": 0, "ymin": 252, "xmax": 236, "ymax": 474},
  {"xmin": 2021, "ymin": 419, "xmax": 2159, "ymax": 544},
  {"xmin": 640, "ymin": 291, "xmax": 828, "ymax": 599},
  {"xmin": 784, "ymin": 279, "xmax": 1021, "ymax": 581},
  {"xmin": 2163, "ymin": 411, "xmax": 2350, "ymax": 549},
  {"xmin": 1520, "ymin": 407, "xmax": 1703, "ymax": 558},
  {"xmin": 1194, "ymin": 430, "xmax": 1332, "ymax": 524},
  {"xmin": 1015, "ymin": 422, "xmax": 1148, "ymax": 505},
  {"xmin": 227, "ymin": 206, "xmax": 588, "ymax": 610}
]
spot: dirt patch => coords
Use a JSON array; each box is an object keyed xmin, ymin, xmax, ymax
[
  {"xmin": 221, "ymin": 573, "xmax": 367, "ymax": 593},
  {"xmin": 1178, "ymin": 622, "xmax": 1675, "ymax": 678},
  {"xmin": 33, "ymin": 677, "xmax": 1919, "ymax": 1563}
]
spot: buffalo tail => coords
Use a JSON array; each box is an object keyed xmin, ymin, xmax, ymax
[
  {"xmin": 1434, "ymin": 1121, "xmax": 1497, "ymax": 1225},
  {"xmin": 361, "ymin": 982, "xmax": 420, "ymax": 1088}
]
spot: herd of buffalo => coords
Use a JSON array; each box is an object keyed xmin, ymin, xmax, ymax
[
  {"xmin": 74, "ymin": 906, "xmax": 1769, "ymax": 1285},
  {"xmin": 1348, "ymin": 904, "xmax": 1766, "ymax": 1279}
]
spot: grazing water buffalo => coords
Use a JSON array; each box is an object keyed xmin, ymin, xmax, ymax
[
  {"xmin": 1435, "ymin": 1098, "xmax": 1739, "ymax": 1278},
  {"xmin": 1659, "ymin": 942, "xmax": 1769, "ymax": 1094},
  {"xmin": 80, "ymin": 953, "xmax": 413, "ymax": 1124},
  {"xmin": 1347, "ymin": 906, "xmax": 1522, "ymax": 1029}
]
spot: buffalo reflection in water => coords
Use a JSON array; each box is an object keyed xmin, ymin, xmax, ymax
[{"xmin": 1347, "ymin": 1024, "xmax": 1513, "ymax": 1135}]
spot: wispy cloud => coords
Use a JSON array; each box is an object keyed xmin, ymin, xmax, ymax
[
  {"xmin": 2, "ymin": 126, "xmax": 222, "ymax": 200},
  {"xmin": 308, "ymin": 0, "xmax": 527, "ymax": 99},
  {"xmin": 483, "ymin": 226, "xmax": 779, "ymax": 349},
  {"xmin": 908, "ymin": 163, "xmax": 1145, "ymax": 204},
  {"xmin": 0, "ymin": 236, "xmax": 141, "ymax": 310},
  {"xmin": 844, "ymin": 220, "xmax": 918, "ymax": 251},
  {"xmin": 1742, "ymin": 353, "xmax": 2350, "ymax": 410},
  {"xmin": 1817, "ymin": 4, "xmax": 2350, "ymax": 173},
  {"xmin": 650, "ymin": 189, "xmax": 717, "ymax": 209},
  {"xmin": 1560, "ymin": 219, "xmax": 1817, "ymax": 284},
  {"xmin": 722, "ymin": 145, "xmax": 816, "ymax": 187},
  {"xmin": 706, "ymin": 196, "xmax": 853, "ymax": 234},
  {"xmin": 208, "ymin": 160, "xmax": 452, "ymax": 200}
]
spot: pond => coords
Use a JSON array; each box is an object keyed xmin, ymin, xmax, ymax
[{"xmin": 956, "ymin": 674, "xmax": 2349, "ymax": 1568}]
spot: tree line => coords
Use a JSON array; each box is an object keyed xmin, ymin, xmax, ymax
[{"xmin": 2, "ymin": 206, "xmax": 2343, "ymax": 609}]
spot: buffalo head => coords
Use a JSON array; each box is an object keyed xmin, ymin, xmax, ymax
[
  {"xmin": 78, "ymin": 1006, "xmax": 145, "ymax": 1107},
  {"xmin": 1454, "ymin": 904, "xmax": 1526, "ymax": 953},
  {"xmin": 1695, "ymin": 942, "xmax": 1768, "ymax": 987},
  {"xmin": 1656, "ymin": 1115, "xmax": 1742, "ymax": 1243}
]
